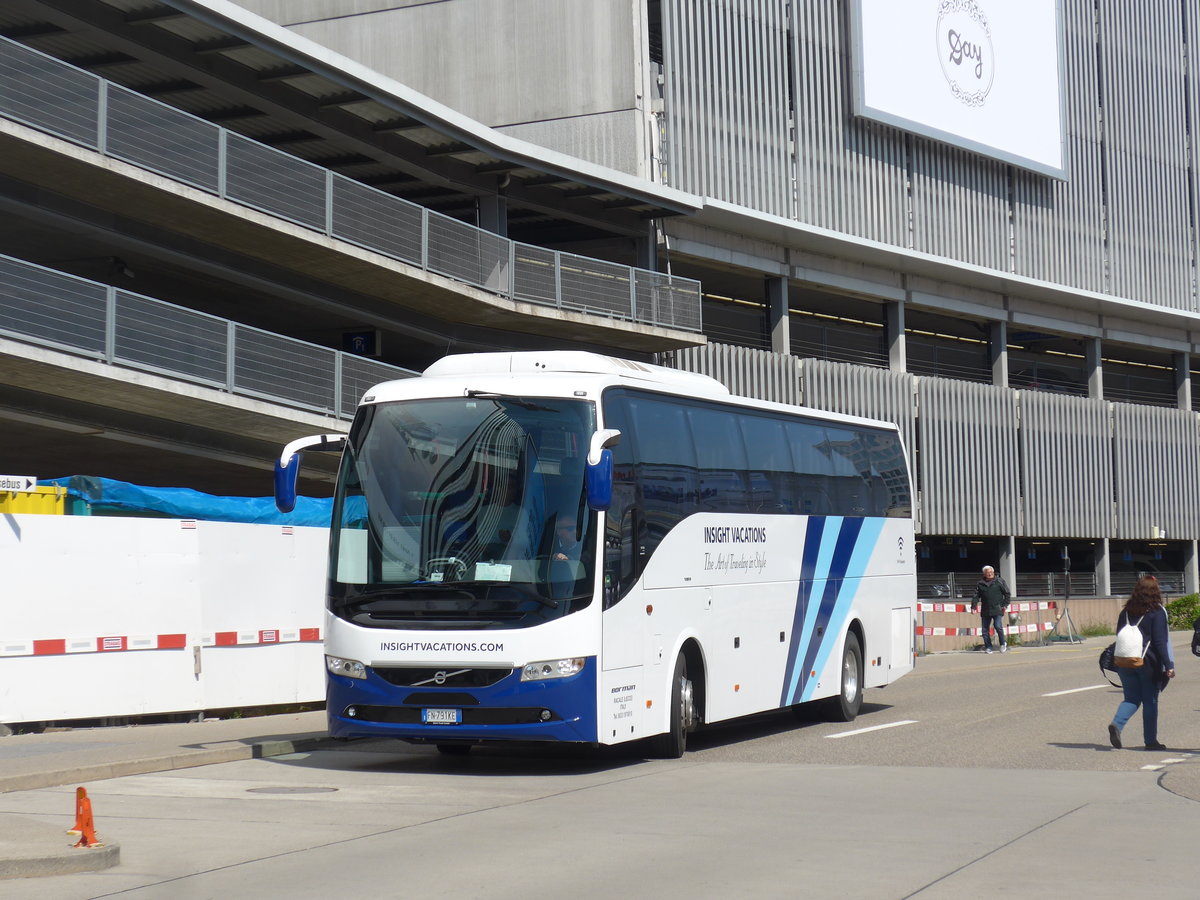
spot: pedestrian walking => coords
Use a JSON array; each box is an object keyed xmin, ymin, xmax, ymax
[
  {"xmin": 972, "ymin": 565, "xmax": 1011, "ymax": 654},
  {"xmin": 1107, "ymin": 576, "xmax": 1175, "ymax": 751}
]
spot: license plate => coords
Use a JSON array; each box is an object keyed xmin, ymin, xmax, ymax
[{"xmin": 422, "ymin": 708, "xmax": 461, "ymax": 725}]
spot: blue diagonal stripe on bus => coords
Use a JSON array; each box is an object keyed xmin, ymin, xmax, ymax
[
  {"xmin": 781, "ymin": 516, "xmax": 826, "ymax": 705},
  {"xmin": 782, "ymin": 516, "xmax": 844, "ymax": 706},
  {"xmin": 797, "ymin": 517, "xmax": 885, "ymax": 703}
]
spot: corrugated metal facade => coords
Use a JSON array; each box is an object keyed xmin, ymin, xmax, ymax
[
  {"xmin": 1112, "ymin": 404, "xmax": 1200, "ymax": 540},
  {"xmin": 668, "ymin": 348, "xmax": 1200, "ymax": 541},
  {"xmin": 1019, "ymin": 392, "xmax": 1112, "ymax": 538},
  {"xmin": 670, "ymin": 343, "xmax": 802, "ymax": 405},
  {"xmin": 661, "ymin": 0, "xmax": 793, "ymax": 215},
  {"xmin": 913, "ymin": 378, "xmax": 1021, "ymax": 536},
  {"xmin": 660, "ymin": 0, "xmax": 1200, "ymax": 311}
]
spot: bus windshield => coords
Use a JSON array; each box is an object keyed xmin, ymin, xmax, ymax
[{"xmin": 328, "ymin": 395, "xmax": 596, "ymax": 630}]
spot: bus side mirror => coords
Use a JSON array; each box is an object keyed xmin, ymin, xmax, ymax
[
  {"xmin": 274, "ymin": 433, "xmax": 347, "ymax": 513},
  {"xmin": 586, "ymin": 450, "xmax": 613, "ymax": 511},
  {"xmin": 585, "ymin": 428, "xmax": 620, "ymax": 512}
]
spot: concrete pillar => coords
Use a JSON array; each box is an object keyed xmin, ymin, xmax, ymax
[
  {"xmin": 1086, "ymin": 338, "xmax": 1103, "ymax": 400},
  {"xmin": 887, "ymin": 300, "xmax": 906, "ymax": 373},
  {"xmin": 989, "ymin": 321, "xmax": 1008, "ymax": 387},
  {"xmin": 767, "ymin": 276, "xmax": 790, "ymax": 355},
  {"xmin": 1175, "ymin": 351, "xmax": 1191, "ymax": 411},
  {"xmin": 1184, "ymin": 540, "xmax": 1199, "ymax": 595},
  {"xmin": 636, "ymin": 223, "xmax": 658, "ymax": 272},
  {"xmin": 478, "ymin": 194, "xmax": 508, "ymax": 237},
  {"xmin": 998, "ymin": 536, "xmax": 1016, "ymax": 597},
  {"xmin": 1095, "ymin": 538, "xmax": 1111, "ymax": 598}
]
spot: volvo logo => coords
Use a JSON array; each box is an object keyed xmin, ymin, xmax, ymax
[
  {"xmin": 936, "ymin": 0, "xmax": 995, "ymax": 107},
  {"xmin": 433, "ymin": 671, "xmax": 447, "ymax": 685}
]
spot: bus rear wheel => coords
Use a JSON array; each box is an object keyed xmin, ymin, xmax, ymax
[
  {"xmin": 822, "ymin": 632, "xmax": 863, "ymax": 722},
  {"xmin": 647, "ymin": 654, "xmax": 694, "ymax": 759}
]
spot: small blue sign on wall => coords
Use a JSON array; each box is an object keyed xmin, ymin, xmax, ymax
[{"xmin": 343, "ymin": 329, "xmax": 381, "ymax": 358}]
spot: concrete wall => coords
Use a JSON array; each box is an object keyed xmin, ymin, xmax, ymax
[
  {"xmin": 234, "ymin": 0, "xmax": 649, "ymax": 175},
  {"xmin": 0, "ymin": 515, "xmax": 327, "ymax": 724}
]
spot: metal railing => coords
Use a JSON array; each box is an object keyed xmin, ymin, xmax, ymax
[
  {"xmin": 1110, "ymin": 571, "xmax": 1187, "ymax": 599},
  {"xmin": 919, "ymin": 571, "xmax": 1101, "ymax": 599},
  {"xmin": 0, "ymin": 253, "xmax": 413, "ymax": 420},
  {"xmin": 0, "ymin": 36, "xmax": 702, "ymax": 332}
]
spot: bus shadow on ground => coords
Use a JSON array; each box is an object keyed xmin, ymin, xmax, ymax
[
  {"xmin": 676, "ymin": 701, "xmax": 897, "ymax": 751},
  {"xmin": 257, "ymin": 701, "xmax": 898, "ymax": 776},
  {"xmin": 261, "ymin": 738, "xmax": 648, "ymax": 777}
]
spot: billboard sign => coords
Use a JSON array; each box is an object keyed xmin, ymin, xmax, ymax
[{"xmin": 850, "ymin": 0, "xmax": 1065, "ymax": 178}]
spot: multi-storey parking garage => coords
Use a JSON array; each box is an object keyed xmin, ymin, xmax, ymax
[{"xmin": 2, "ymin": 0, "xmax": 1199, "ymax": 600}]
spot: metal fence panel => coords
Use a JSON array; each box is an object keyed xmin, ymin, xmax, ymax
[
  {"xmin": 225, "ymin": 134, "xmax": 327, "ymax": 231},
  {"xmin": 330, "ymin": 174, "xmax": 423, "ymax": 266},
  {"xmin": 0, "ymin": 256, "xmax": 107, "ymax": 355},
  {"xmin": 1112, "ymin": 402, "xmax": 1200, "ymax": 540},
  {"xmin": 113, "ymin": 290, "xmax": 227, "ymax": 385},
  {"xmin": 1018, "ymin": 391, "xmax": 1112, "ymax": 537},
  {"xmin": 340, "ymin": 354, "xmax": 416, "ymax": 416},
  {"xmin": 105, "ymin": 84, "xmax": 221, "ymax": 193},
  {"xmin": 634, "ymin": 270, "xmax": 703, "ymax": 332},
  {"xmin": 558, "ymin": 253, "xmax": 633, "ymax": 319},
  {"xmin": 425, "ymin": 211, "xmax": 509, "ymax": 291},
  {"xmin": 232, "ymin": 325, "xmax": 338, "ymax": 413},
  {"xmin": 0, "ymin": 38, "xmax": 99, "ymax": 148},
  {"xmin": 513, "ymin": 243, "xmax": 559, "ymax": 305}
]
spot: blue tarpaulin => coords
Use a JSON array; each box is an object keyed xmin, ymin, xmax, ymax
[{"xmin": 43, "ymin": 476, "xmax": 333, "ymax": 527}]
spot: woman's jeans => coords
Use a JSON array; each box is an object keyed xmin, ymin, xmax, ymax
[
  {"xmin": 1113, "ymin": 665, "xmax": 1160, "ymax": 745},
  {"xmin": 980, "ymin": 612, "xmax": 1006, "ymax": 649}
]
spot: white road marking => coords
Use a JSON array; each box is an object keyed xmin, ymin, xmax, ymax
[
  {"xmin": 1042, "ymin": 684, "xmax": 1110, "ymax": 697},
  {"xmin": 826, "ymin": 720, "xmax": 918, "ymax": 739},
  {"xmin": 1141, "ymin": 764, "xmax": 1165, "ymax": 771}
]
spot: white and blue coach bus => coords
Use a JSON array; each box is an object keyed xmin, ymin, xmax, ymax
[{"xmin": 274, "ymin": 351, "xmax": 916, "ymax": 757}]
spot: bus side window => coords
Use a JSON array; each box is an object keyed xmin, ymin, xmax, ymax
[
  {"xmin": 740, "ymin": 414, "xmax": 794, "ymax": 513},
  {"xmin": 785, "ymin": 420, "xmax": 837, "ymax": 515},
  {"xmin": 686, "ymin": 405, "xmax": 748, "ymax": 512},
  {"xmin": 629, "ymin": 397, "xmax": 696, "ymax": 558}
]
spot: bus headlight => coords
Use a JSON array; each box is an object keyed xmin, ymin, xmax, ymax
[
  {"xmin": 326, "ymin": 655, "xmax": 367, "ymax": 680},
  {"xmin": 520, "ymin": 658, "xmax": 585, "ymax": 681}
]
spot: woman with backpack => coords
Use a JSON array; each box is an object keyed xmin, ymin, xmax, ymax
[{"xmin": 1107, "ymin": 576, "xmax": 1175, "ymax": 751}]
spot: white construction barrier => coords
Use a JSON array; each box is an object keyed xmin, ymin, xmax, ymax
[{"xmin": 0, "ymin": 514, "xmax": 327, "ymax": 723}]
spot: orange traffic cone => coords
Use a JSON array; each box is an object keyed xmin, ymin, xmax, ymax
[{"xmin": 69, "ymin": 786, "xmax": 102, "ymax": 848}]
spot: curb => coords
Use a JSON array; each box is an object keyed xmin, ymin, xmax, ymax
[
  {"xmin": 0, "ymin": 831, "xmax": 120, "ymax": 881},
  {"xmin": 0, "ymin": 735, "xmax": 336, "ymax": 795}
]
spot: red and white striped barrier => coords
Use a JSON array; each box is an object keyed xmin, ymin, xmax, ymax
[
  {"xmin": 915, "ymin": 621, "xmax": 1057, "ymax": 637},
  {"xmin": 916, "ymin": 601, "xmax": 1058, "ymax": 613},
  {"xmin": 1, "ymin": 628, "xmax": 321, "ymax": 657}
]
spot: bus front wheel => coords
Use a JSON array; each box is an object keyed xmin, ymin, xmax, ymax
[
  {"xmin": 822, "ymin": 632, "xmax": 863, "ymax": 722},
  {"xmin": 647, "ymin": 654, "xmax": 694, "ymax": 759}
]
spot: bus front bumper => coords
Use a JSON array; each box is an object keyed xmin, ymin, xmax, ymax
[{"xmin": 325, "ymin": 658, "xmax": 598, "ymax": 744}]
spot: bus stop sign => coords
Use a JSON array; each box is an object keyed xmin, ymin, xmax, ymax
[{"xmin": 0, "ymin": 475, "xmax": 37, "ymax": 492}]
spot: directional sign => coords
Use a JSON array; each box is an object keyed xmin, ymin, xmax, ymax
[{"xmin": 0, "ymin": 475, "xmax": 37, "ymax": 493}]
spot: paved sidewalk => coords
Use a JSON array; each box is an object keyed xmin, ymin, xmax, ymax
[{"xmin": 0, "ymin": 710, "xmax": 332, "ymax": 879}]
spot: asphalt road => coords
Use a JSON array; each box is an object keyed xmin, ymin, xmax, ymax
[{"xmin": 3, "ymin": 638, "xmax": 1200, "ymax": 899}]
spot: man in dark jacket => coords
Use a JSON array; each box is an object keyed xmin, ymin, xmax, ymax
[{"xmin": 972, "ymin": 565, "xmax": 1011, "ymax": 653}]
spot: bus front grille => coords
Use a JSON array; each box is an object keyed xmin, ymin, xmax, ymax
[
  {"xmin": 373, "ymin": 666, "xmax": 513, "ymax": 688},
  {"xmin": 348, "ymin": 705, "xmax": 560, "ymax": 725}
]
